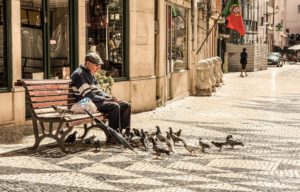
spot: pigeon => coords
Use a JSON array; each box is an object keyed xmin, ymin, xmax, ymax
[
  {"xmin": 94, "ymin": 139, "xmax": 101, "ymax": 151},
  {"xmin": 226, "ymin": 135, "xmax": 233, "ymax": 140},
  {"xmin": 129, "ymin": 132, "xmax": 142, "ymax": 148},
  {"xmin": 140, "ymin": 129, "xmax": 148, "ymax": 150},
  {"xmin": 149, "ymin": 137, "xmax": 170, "ymax": 159},
  {"xmin": 174, "ymin": 129, "xmax": 182, "ymax": 137},
  {"xmin": 155, "ymin": 126, "xmax": 166, "ymax": 142},
  {"xmin": 226, "ymin": 135, "xmax": 244, "ymax": 148},
  {"xmin": 211, "ymin": 141, "xmax": 226, "ymax": 151},
  {"xmin": 83, "ymin": 135, "xmax": 96, "ymax": 145},
  {"xmin": 52, "ymin": 105, "xmax": 71, "ymax": 116},
  {"xmin": 64, "ymin": 131, "xmax": 77, "ymax": 144},
  {"xmin": 169, "ymin": 127, "xmax": 183, "ymax": 145},
  {"xmin": 132, "ymin": 128, "xmax": 141, "ymax": 137},
  {"xmin": 181, "ymin": 140, "xmax": 199, "ymax": 155},
  {"xmin": 199, "ymin": 138, "xmax": 210, "ymax": 152},
  {"xmin": 165, "ymin": 131, "xmax": 175, "ymax": 153}
]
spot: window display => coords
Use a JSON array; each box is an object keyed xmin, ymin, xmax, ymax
[
  {"xmin": 86, "ymin": 0, "xmax": 125, "ymax": 78},
  {"xmin": 167, "ymin": 5, "xmax": 187, "ymax": 73},
  {"xmin": 20, "ymin": 0, "xmax": 70, "ymax": 79}
]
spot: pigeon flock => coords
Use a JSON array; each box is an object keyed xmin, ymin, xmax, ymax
[{"xmin": 63, "ymin": 125, "xmax": 244, "ymax": 158}]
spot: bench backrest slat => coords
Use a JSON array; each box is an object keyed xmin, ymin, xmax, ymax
[
  {"xmin": 31, "ymin": 95, "xmax": 76, "ymax": 103},
  {"xmin": 28, "ymin": 90, "xmax": 72, "ymax": 97},
  {"xmin": 26, "ymin": 84, "xmax": 70, "ymax": 91},
  {"xmin": 21, "ymin": 80, "xmax": 78, "ymax": 112}
]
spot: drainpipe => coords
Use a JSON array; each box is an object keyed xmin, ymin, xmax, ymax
[
  {"xmin": 191, "ymin": 0, "xmax": 197, "ymax": 95},
  {"xmin": 191, "ymin": 0, "xmax": 195, "ymax": 51}
]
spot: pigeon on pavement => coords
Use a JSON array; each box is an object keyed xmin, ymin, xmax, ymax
[
  {"xmin": 211, "ymin": 141, "xmax": 226, "ymax": 151},
  {"xmin": 226, "ymin": 135, "xmax": 244, "ymax": 148},
  {"xmin": 199, "ymin": 138, "xmax": 210, "ymax": 152},
  {"xmin": 149, "ymin": 137, "xmax": 170, "ymax": 159},
  {"xmin": 64, "ymin": 131, "xmax": 77, "ymax": 144},
  {"xmin": 94, "ymin": 139, "xmax": 101, "ymax": 152}
]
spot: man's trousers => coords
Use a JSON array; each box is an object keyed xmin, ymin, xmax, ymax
[{"xmin": 96, "ymin": 101, "xmax": 131, "ymax": 130}]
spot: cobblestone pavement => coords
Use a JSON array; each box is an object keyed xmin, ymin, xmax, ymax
[{"xmin": 0, "ymin": 64, "xmax": 300, "ymax": 192}]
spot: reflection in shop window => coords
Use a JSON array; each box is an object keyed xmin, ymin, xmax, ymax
[
  {"xmin": 0, "ymin": 0, "xmax": 8, "ymax": 88},
  {"xmin": 86, "ymin": 0, "xmax": 125, "ymax": 78},
  {"xmin": 167, "ymin": 5, "xmax": 187, "ymax": 72}
]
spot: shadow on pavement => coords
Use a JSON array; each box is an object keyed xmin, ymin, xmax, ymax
[
  {"xmin": 0, "ymin": 125, "xmax": 33, "ymax": 144},
  {"xmin": 0, "ymin": 141, "xmax": 108, "ymax": 158}
]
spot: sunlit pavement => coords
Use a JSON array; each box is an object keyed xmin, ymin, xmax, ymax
[{"xmin": 0, "ymin": 63, "xmax": 300, "ymax": 192}]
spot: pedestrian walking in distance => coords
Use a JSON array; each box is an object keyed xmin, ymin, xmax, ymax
[{"xmin": 240, "ymin": 48, "xmax": 248, "ymax": 77}]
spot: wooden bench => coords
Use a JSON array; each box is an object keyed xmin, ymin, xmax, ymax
[{"xmin": 17, "ymin": 79, "xmax": 108, "ymax": 152}]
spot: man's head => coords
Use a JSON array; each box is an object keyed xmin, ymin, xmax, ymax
[
  {"xmin": 243, "ymin": 48, "xmax": 246, "ymax": 52},
  {"xmin": 84, "ymin": 52, "xmax": 104, "ymax": 74}
]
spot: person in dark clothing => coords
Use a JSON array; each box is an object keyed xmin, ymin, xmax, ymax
[
  {"xmin": 240, "ymin": 48, "xmax": 248, "ymax": 77},
  {"xmin": 71, "ymin": 52, "xmax": 131, "ymax": 142}
]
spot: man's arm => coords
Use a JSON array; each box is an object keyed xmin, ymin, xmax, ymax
[{"xmin": 72, "ymin": 73, "xmax": 107, "ymax": 103}]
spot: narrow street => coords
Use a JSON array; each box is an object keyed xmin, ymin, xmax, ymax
[{"xmin": 1, "ymin": 64, "xmax": 300, "ymax": 192}]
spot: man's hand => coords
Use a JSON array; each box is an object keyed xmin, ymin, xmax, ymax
[{"xmin": 105, "ymin": 96, "xmax": 119, "ymax": 102}]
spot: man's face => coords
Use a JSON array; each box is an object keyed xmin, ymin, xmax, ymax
[{"xmin": 86, "ymin": 61, "xmax": 101, "ymax": 74}]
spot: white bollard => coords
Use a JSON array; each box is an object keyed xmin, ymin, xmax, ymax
[
  {"xmin": 211, "ymin": 57, "xmax": 221, "ymax": 87},
  {"xmin": 215, "ymin": 56, "xmax": 224, "ymax": 84},
  {"xmin": 195, "ymin": 60, "xmax": 212, "ymax": 96},
  {"xmin": 206, "ymin": 59, "xmax": 216, "ymax": 92}
]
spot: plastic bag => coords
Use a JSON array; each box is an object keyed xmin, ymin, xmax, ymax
[{"xmin": 70, "ymin": 98, "xmax": 98, "ymax": 114}]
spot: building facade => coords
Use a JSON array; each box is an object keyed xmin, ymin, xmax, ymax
[
  {"xmin": 0, "ymin": 0, "xmax": 198, "ymax": 126},
  {"xmin": 256, "ymin": 0, "xmax": 287, "ymax": 51},
  {"xmin": 285, "ymin": 0, "xmax": 300, "ymax": 46}
]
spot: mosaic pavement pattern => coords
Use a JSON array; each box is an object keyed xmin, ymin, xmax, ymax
[{"xmin": 0, "ymin": 65, "xmax": 300, "ymax": 191}]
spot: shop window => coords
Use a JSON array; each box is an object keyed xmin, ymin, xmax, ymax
[
  {"xmin": 20, "ymin": 0, "xmax": 71, "ymax": 79},
  {"xmin": 86, "ymin": 0, "xmax": 126, "ymax": 78},
  {"xmin": 166, "ymin": 5, "xmax": 188, "ymax": 73},
  {"xmin": 0, "ymin": 0, "xmax": 8, "ymax": 88}
]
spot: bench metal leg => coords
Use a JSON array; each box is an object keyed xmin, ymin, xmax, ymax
[
  {"xmin": 28, "ymin": 118, "xmax": 73, "ymax": 153},
  {"xmin": 80, "ymin": 124, "xmax": 92, "ymax": 139},
  {"xmin": 28, "ymin": 118, "xmax": 41, "ymax": 151}
]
